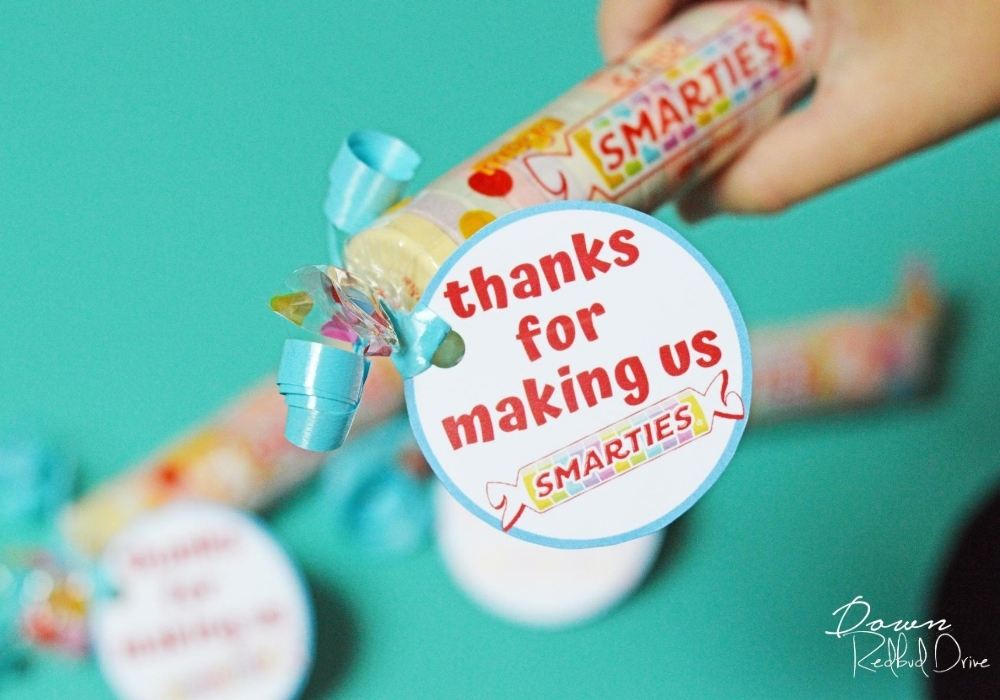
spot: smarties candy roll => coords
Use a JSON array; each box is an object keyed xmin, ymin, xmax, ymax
[
  {"xmin": 59, "ymin": 358, "xmax": 404, "ymax": 557},
  {"xmin": 749, "ymin": 269, "xmax": 942, "ymax": 422},
  {"xmin": 344, "ymin": 1, "xmax": 813, "ymax": 310}
]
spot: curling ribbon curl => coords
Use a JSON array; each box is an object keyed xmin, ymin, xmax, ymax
[{"xmin": 324, "ymin": 131, "xmax": 421, "ymax": 266}]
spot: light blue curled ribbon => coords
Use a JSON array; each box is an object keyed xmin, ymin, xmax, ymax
[
  {"xmin": 321, "ymin": 130, "xmax": 448, "ymax": 376},
  {"xmin": 278, "ymin": 131, "xmax": 447, "ymax": 452},
  {"xmin": 324, "ymin": 130, "xmax": 421, "ymax": 266},
  {"xmin": 275, "ymin": 303, "xmax": 448, "ymax": 453},
  {"xmin": 380, "ymin": 301, "xmax": 451, "ymax": 379},
  {"xmin": 277, "ymin": 339, "xmax": 370, "ymax": 452}
]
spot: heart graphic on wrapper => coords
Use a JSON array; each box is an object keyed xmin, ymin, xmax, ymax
[{"xmin": 467, "ymin": 169, "xmax": 514, "ymax": 198}]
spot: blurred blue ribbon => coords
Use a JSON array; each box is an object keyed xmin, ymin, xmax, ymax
[
  {"xmin": 0, "ymin": 422, "xmax": 74, "ymax": 526},
  {"xmin": 321, "ymin": 414, "xmax": 431, "ymax": 557}
]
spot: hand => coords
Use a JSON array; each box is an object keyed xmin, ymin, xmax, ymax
[{"xmin": 598, "ymin": 0, "xmax": 1000, "ymax": 218}]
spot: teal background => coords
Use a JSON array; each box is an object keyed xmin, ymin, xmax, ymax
[{"xmin": 1, "ymin": 1, "xmax": 998, "ymax": 698}]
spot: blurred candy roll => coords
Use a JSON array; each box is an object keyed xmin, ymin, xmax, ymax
[
  {"xmin": 59, "ymin": 358, "xmax": 404, "ymax": 558},
  {"xmin": 749, "ymin": 268, "xmax": 942, "ymax": 422}
]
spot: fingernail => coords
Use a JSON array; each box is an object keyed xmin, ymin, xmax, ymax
[{"xmin": 676, "ymin": 193, "xmax": 718, "ymax": 223}]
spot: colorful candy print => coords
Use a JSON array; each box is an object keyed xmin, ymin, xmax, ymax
[
  {"xmin": 342, "ymin": 2, "xmax": 813, "ymax": 311},
  {"xmin": 486, "ymin": 371, "xmax": 744, "ymax": 530}
]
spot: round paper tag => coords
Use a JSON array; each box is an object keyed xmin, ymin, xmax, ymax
[
  {"xmin": 90, "ymin": 502, "xmax": 313, "ymax": 700},
  {"xmin": 406, "ymin": 202, "xmax": 751, "ymax": 548},
  {"xmin": 434, "ymin": 482, "xmax": 663, "ymax": 628}
]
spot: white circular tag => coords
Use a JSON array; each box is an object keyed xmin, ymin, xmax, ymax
[
  {"xmin": 407, "ymin": 202, "xmax": 751, "ymax": 548},
  {"xmin": 434, "ymin": 483, "xmax": 663, "ymax": 628},
  {"xmin": 90, "ymin": 502, "xmax": 313, "ymax": 700}
]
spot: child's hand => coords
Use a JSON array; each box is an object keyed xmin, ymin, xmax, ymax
[{"xmin": 598, "ymin": 0, "xmax": 1000, "ymax": 219}]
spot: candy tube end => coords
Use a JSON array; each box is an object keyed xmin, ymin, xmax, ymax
[{"xmin": 430, "ymin": 330, "xmax": 465, "ymax": 369}]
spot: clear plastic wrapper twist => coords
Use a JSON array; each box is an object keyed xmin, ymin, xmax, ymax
[
  {"xmin": 271, "ymin": 265, "xmax": 397, "ymax": 357},
  {"xmin": 343, "ymin": 1, "xmax": 814, "ymax": 310}
]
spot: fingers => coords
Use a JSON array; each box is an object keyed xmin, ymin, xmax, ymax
[
  {"xmin": 597, "ymin": 0, "xmax": 681, "ymax": 62},
  {"xmin": 676, "ymin": 81, "xmax": 910, "ymax": 219},
  {"xmin": 676, "ymin": 0, "xmax": 1000, "ymax": 220}
]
